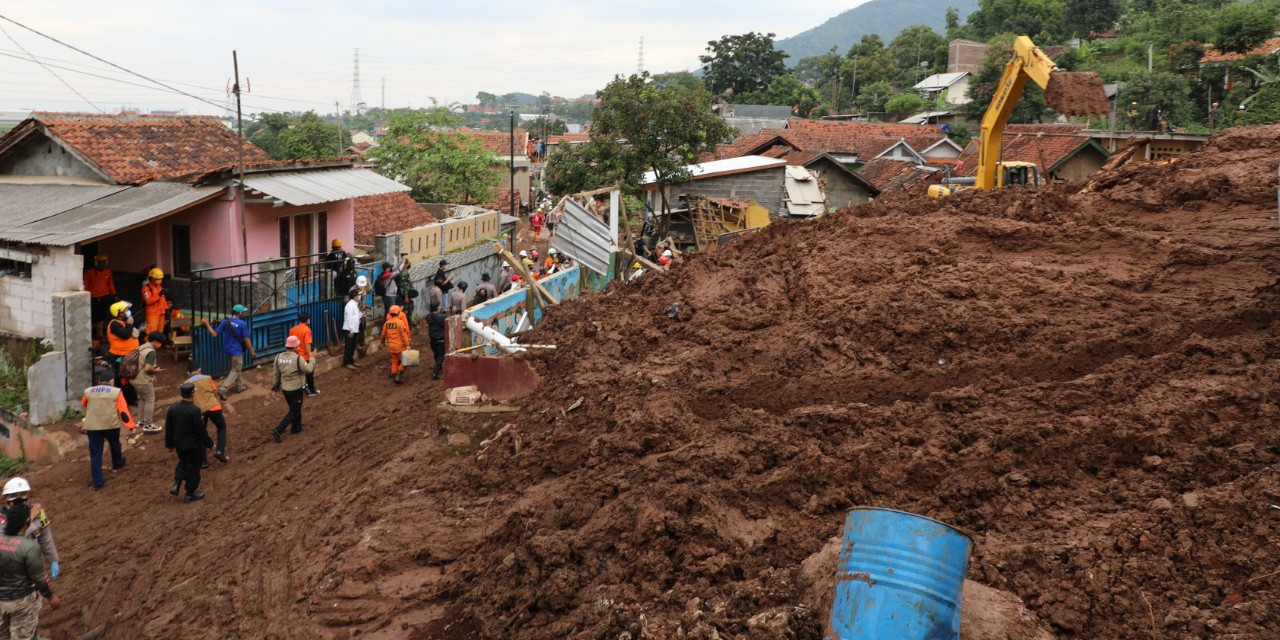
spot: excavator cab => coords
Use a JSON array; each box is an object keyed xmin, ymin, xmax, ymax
[{"xmin": 999, "ymin": 162, "xmax": 1039, "ymax": 187}]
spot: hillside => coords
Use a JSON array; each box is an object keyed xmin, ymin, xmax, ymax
[{"xmin": 777, "ymin": 0, "xmax": 980, "ymax": 61}]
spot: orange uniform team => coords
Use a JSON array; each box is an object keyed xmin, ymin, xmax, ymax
[{"xmin": 381, "ymin": 305, "xmax": 412, "ymax": 383}]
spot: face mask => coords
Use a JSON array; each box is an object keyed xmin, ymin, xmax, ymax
[{"xmin": 125, "ymin": 311, "xmax": 132, "ymax": 318}]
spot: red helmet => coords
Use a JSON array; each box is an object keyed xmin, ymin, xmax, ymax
[{"xmin": 531, "ymin": 250, "xmax": 539, "ymax": 258}]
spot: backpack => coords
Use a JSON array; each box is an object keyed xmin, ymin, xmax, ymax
[
  {"xmin": 374, "ymin": 274, "xmax": 389, "ymax": 297},
  {"xmin": 119, "ymin": 346, "xmax": 144, "ymax": 379}
]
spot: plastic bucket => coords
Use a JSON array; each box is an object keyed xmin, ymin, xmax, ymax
[{"xmin": 830, "ymin": 507, "xmax": 973, "ymax": 640}]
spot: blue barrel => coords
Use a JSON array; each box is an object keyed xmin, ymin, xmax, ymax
[{"xmin": 830, "ymin": 507, "xmax": 973, "ymax": 640}]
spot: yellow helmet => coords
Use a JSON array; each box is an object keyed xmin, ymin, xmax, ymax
[
  {"xmin": 94, "ymin": 254, "xmax": 108, "ymax": 263},
  {"xmin": 331, "ymin": 238, "xmax": 343, "ymax": 248},
  {"xmin": 110, "ymin": 301, "xmax": 131, "ymax": 317},
  {"xmin": 148, "ymin": 268, "xmax": 164, "ymax": 280}
]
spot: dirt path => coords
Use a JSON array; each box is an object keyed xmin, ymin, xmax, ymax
[{"xmin": 32, "ymin": 125, "xmax": 1280, "ymax": 638}]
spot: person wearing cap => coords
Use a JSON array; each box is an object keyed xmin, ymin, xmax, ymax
[
  {"xmin": 164, "ymin": 382, "xmax": 211, "ymax": 502},
  {"xmin": 270, "ymin": 335, "xmax": 315, "ymax": 442},
  {"xmin": 105, "ymin": 301, "xmax": 140, "ymax": 399},
  {"xmin": 140, "ymin": 267, "xmax": 171, "ymax": 336},
  {"xmin": 1, "ymin": 478, "xmax": 60, "ymax": 583},
  {"xmin": 201, "ymin": 305, "xmax": 256, "ymax": 395},
  {"xmin": 184, "ymin": 361, "xmax": 229, "ymax": 464},
  {"xmin": 323, "ymin": 238, "xmax": 349, "ymax": 293},
  {"xmin": 658, "ymin": 249, "xmax": 673, "ymax": 268},
  {"xmin": 83, "ymin": 254, "xmax": 117, "ymax": 339},
  {"xmin": 518, "ymin": 250, "xmax": 533, "ymax": 271},
  {"xmin": 132, "ymin": 331, "xmax": 168, "ymax": 434},
  {"xmin": 288, "ymin": 312, "xmax": 319, "ymax": 395},
  {"xmin": 342, "ymin": 287, "xmax": 362, "ymax": 370},
  {"xmin": 381, "ymin": 305, "xmax": 411, "ymax": 383},
  {"xmin": 80, "ymin": 380, "xmax": 135, "ymax": 490},
  {"xmin": 476, "ymin": 273, "xmax": 498, "ymax": 301},
  {"xmin": 0, "ymin": 501, "xmax": 61, "ymax": 638}
]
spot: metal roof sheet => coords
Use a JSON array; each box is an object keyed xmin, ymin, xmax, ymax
[
  {"xmin": 0, "ymin": 181, "xmax": 223, "ymax": 245},
  {"xmin": 243, "ymin": 168, "xmax": 409, "ymax": 206},
  {"xmin": 641, "ymin": 155, "xmax": 786, "ymax": 185},
  {"xmin": 913, "ymin": 72, "xmax": 969, "ymax": 91}
]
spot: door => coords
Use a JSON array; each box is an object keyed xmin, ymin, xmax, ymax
[
  {"xmin": 172, "ymin": 225, "xmax": 192, "ymax": 277},
  {"xmin": 294, "ymin": 213, "xmax": 313, "ymax": 281}
]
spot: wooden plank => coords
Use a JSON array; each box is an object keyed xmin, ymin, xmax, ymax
[{"xmin": 490, "ymin": 243, "xmax": 557, "ymax": 307}]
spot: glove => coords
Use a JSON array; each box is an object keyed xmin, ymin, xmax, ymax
[{"xmin": 50, "ymin": 561, "xmax": 59, "ymax": 580}]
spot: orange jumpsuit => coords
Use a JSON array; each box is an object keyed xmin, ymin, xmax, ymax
[
  {"xmin": 381, "ymin": 313, "xmax": 411, "ymax": 375},
  {"xmin": 83, "ymin": 267, "xmax": 116, "ymax": 299},
  {"xmin": 141, "ymin": 282, "xmax": 169, "ymax": 336}
]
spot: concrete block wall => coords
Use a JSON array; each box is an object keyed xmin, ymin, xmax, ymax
[
  {"xmin": 0, "ymin": 245, "xmax": 81, "ymax": 339},
  {"xmin": 442, "ymin": 218, "xmax": 476, "ymax": 253},
  {"xmin": 51, "ymin": 291, "xmax": 91, "ymax": 408},
  {"xmin": 676, "ymin": 167, "xmax": 787, "ymax": 217}
]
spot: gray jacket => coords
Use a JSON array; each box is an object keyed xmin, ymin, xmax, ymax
[{"xmin": 273, "ymin": 350, "xmax": 315, "ymax": 393}]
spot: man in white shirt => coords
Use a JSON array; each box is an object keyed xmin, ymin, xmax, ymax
[{"xmin": 342, "ymin": 287, "xmax": 363, "ymax": 370}]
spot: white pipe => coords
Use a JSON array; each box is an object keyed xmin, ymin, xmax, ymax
[{"xmin": 465, "ymin": 315, "xmax": 525, "ymax": 353}]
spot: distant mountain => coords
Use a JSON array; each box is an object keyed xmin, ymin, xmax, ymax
[{"xmin": 776, "ymin": 0, "xmax": 981, "ymax": 62}]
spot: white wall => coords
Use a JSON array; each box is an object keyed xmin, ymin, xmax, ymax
[{"xmin": 0, "ymin": 245, "xmax": 82, "ymax": 338}]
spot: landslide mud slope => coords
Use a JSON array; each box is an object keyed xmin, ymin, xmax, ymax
[{"xmin": 31, "ymin": 125, "xmax": 1280, "ymax": 639}]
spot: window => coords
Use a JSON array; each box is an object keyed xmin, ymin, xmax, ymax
[
  {"xmin": 172, "ymin": 225, "xmax": 192, "ymax": 277},
  {"xmin": 0, "ymin": 258, "xmax": 32, "ymax": 279},
  {"xmin": 279, "ymin": 217, "xmax": 291, "ymax": 258},
  {"xmin": 316, "ymin": 211, "xmax": 328, "ymax": 254}
]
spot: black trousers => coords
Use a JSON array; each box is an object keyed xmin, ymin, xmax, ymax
[
  {"xmin": 175, "ymin": 447, "xmax": 203, "ymax": 495},
  {"xmin": 431, "ymin": 339, "xmax": 446, "ymax": 377},
  {"xmin": 204, "ymin": 409, "xmax": 227, "ymax": 453},
  {"xmin": 343, "ymin": 332, "xmax": 359, "ymax": 365},
  {"xmin": 273, "ymin": 389, "xmax": 304, "ymax": 435}
]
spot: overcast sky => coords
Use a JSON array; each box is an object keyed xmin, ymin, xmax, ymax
[{"xmin": 0, "ymin": 1, "xmax": 872, "ymax": 117}]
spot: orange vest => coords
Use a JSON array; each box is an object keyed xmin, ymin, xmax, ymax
[
  {"xmin": 141, "ymin": 282, "xmax": 168, "ymax": 312},
  {"xmin": 382, "ymin": 317, "xmax": 410, "ymax": 350},
  {"xmin": 288, "ymin": 324, "xmax": 313, "ymax": 361},
  {"xmin": 107, "ymin": 319, "xmax": 139, "ymax": 356},
  {"xmin": 83, "ymin": 268, "xmax": 116, "ymax": 298}
]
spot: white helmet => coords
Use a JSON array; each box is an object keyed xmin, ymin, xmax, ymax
[
  {"xmin": 662, "ymin": 249, "xmax": 673, "ymax": 257},
  {"xmin": 519, "ymin": 250, "xmax": 528, "ymax": 258},
  {"xmin": 549, "ymin": 248, "xmax": 557, "ymax": 255},
  {"xmin": 3, "ymin": 477, "xmax": 30, "ymax": 497}
]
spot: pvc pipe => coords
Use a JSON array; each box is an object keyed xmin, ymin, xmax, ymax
[{"xmin": 465, "ymin": 315, "xmax": 524, "ymax": 354}]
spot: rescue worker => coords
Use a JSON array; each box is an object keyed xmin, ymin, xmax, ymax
[
  {"xmin": 425, "ymin": 302, "xmax": 447, "ymax": 380},
  {"xmin": 530, "ymin": 208, "xmax": 545, "ymax": 242},
  {"xmin": 80, "ymin": 381, "xmax": 135, "ymax": 490},
  {"xmin": 132, "ymin": 331, "xmax": 168, "ymax": 433},
  {"xmin": 200, "ymin": 304, "xmax": 256, "ymax": 395},
  {"xmin": 381, "ymin": 305, "xmax": 411, "ymax": 383},
  {"xmin": 0, "ymin": 478, "xmax": 59, "ymax": 583},
  {"xmin": 270, "ymin": 335, "xmax": 315, "ymax": 442},
  {"xmin": 519, "ymin": 250, "xmax": 533, "ymax": 272},
  {"xmin": 83, "ymin": 254, "xmax": 117, "ymax": 339},
  {"xmin": 105, "ymin": 301, "xmax": 140, "ymax": 406},
  {"xmin": 448, "ymin": 281, "xmax": 468, "ymax": 315},
  {"xmin": 185, "ymin": 362, "xmax": 229, "ymax": 464},
  {"xmin": 288, "ymin": 312, "xmax": 319, "ymax": 395},
  {"xmin": 0, "ymin": 502, "xmax": 60, "ymax": 637},
  {"xmin": 323, "ymin": 239, "xmax": 349, "ymax": 296},
  {"xmin": 543, "ymin": 248, "xmax": 557, "ymax": 273},
  {"xmin": 164, "ymin": 382, "xmax": 211, "ymax": 502},
  {"xmin": 334, "ymin": 257, "xmax": 358, "ymax": 300},
  {"xmin": 140, "ymin": 268, "xmax": 170, "ymax": 336}
]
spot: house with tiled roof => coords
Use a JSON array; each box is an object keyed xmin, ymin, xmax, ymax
[
  {"xmin": 853, "ymin": 158, "xmax": 941, "ymax": 193},
  {"xmin": 772, "ymin": 119, "xmax": 962, "ymax": 165},
  {"xmin": 0, "ymin": 112, "xmax": 410, "ymax": 343},
  {"xmin": 957, "ymin": 131, "xmax": 1111, "ymax": 183},
  {"xmin": 702, "ymin": 134, "xmax": 877, "ymax": 207},
  {"xmin": 354, "ymin": 192, "xmax": 436, "ymax": 246}
]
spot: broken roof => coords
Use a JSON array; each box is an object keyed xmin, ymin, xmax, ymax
[
  {"xmin": 640, "ymin": 156, "xmax": 786, "ymax": 186},
  {"xmin": 0, "ymin": 112, "xmax": 273, "ymax": 185},
  {"xmin": 853, "ymin": 158, "xmax": 939, "ymax": 192}
]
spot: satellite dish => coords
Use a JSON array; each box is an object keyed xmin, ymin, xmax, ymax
[{"xmin": 356, "ymin": 275, "xmax": 369, "ymax": 289}]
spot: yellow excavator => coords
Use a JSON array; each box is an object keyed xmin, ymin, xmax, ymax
[{"xmin": 929, "ymin": 36, "xmax": 1110, "ymax": 197}]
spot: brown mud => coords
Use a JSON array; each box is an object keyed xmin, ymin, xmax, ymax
[
  {"xmin": 32, "ymin": 124, "xmax": 1280, "ymax": 638},
  {"xmin": 1045, "ymin": 71, "xmax": 1111, "ymax": 117}
]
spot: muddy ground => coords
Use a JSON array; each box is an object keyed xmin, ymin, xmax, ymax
[{"xmin": 27, "ymin": 124, "xmax": 1280, "ymax": 639}]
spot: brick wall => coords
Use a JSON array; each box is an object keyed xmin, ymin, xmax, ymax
[
  {"xmin": 0, "ymin": 245, "xmax": 81, "ymax": 338},
  {"xmin": 949, "ymin": 40, "xmax": 986, "ymax": 74},
  {"xmin": 673, "ymin": 167, "xmax": 787, "ymax": 216}
]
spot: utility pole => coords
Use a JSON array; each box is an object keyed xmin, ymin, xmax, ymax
[
  {"xmin": 509, "ymin": 110, "xmax": 516, "ymax": 254},
  {"xmin": 233, "ymin": 51, "xmax": 248, "ymax": 264}
]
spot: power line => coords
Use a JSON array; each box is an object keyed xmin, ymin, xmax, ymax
[
  {"xmin": 0, "ymin": 25, "xmax": 102, "ymax": 112},
  {"xmin": 0, "ymin": 12, "xmax": 229, "ymax": 112}
]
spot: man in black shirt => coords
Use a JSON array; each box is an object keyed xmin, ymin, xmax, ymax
[
  {"xmin": 164, "ymin": 383, "xmax": 212, "ymax": 503},
  {"xmin": 425, "ymin": 303, "xmax": 448, "ymax": 380}
]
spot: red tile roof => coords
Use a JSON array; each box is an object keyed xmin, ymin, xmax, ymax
[
  {"xmin": 1004, "ymin": 123, "xmax": 1089, "ymax": 135},
  {"xmin": 767, "ymin": 119, "xmax": 950, "ymax": 158},
  {"xmin": 1201, "ymin": 37, "xmax": 1280, "ymax": 64},
  {"xmin": 15, "ymin": 112, "xmax": 273, "ymax": 185},
  {"xmin": 456, "ymin": 127, "xmax": 529, "ymax": 155},
  {"xmin": 853, "ymin": 158, "xmax": 938, "ymax": 192},
  {"xmin": 482, "ymin": 187, "xmax": 520, "ymax": 216},
  {"xmin": 548, "ymin": 132, "xmax": 591, "ymax": 144},
  {"xmin": 988, "ymin": 133, "xmax": 1096, "ymax": 173},
  {"xmin": 353, "ymin": 192, "xmax": 435, "ymax": 245}
]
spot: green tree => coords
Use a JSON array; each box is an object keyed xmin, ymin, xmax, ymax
[
  {"xmin": 740, "ymin": 74, "xmax": 824, "ymax": 116},
  {"xmin": 856, "ymin": 80, "xmax": 896, "ymax": 114},
  {"xmin": 886, "ymin": 25, "xmax": 949, "ymax": 87},
  {"xmin": 248, "ymin": 111, "xmax": 348, "ymax": 160},
  {"xmin": 884, "ymin": 93, "xmax": 927, "ymax": 119},
  {"xmin": 1213, "ymin": 1, "xmax": 1278, "ymax": 54},
  {"xmin": 1117, "ymin": 70, "xmax": 1194, "ymax": 130},
  {"xmin": 699, "ymin": 32, "xmax": 789, "ymax": 96},
  {"xmin": 369, "ymin": 107, "xmax": 503, "ymax": 203},
  {"xmin": 969, "ymin": 0, "xmax": 1066, "ymax": 41},
  {"xmin": 1065, "ymin": 0, "xmax": 1121, "ymax": 37},
  {"xmin": 649, "ymin": 71, "xmax": 705, "ymax": 91},
  {"xmin": 582, "ymin": 73, "xmax": 735, "ymax": 235},
  {"xmin": 476, "ymin": 92, "xmax": 497, "ymax": 108}
]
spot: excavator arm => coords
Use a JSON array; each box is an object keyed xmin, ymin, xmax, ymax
[{"xmin": 975, "ymin": 36, "xmax": 1059, "ymax": 190}]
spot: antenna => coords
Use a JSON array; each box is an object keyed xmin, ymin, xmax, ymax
[
  {"xmin": 638, "ymin": 37, "xmax": 645, "ymax": 75},
  {"xmin": 349, "ymin": 48, "xmax": 363, "ymax": 115}
]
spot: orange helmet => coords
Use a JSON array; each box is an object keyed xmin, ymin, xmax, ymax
[{"xmin": 388, "ymin": 305, "xmax": 402, "ymax": 316}]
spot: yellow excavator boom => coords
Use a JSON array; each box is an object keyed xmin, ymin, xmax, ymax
[{"xmin": 976, "ymin": 36, "xmax": 1058, "ymax": 190}]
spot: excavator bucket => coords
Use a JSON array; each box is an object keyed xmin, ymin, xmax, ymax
[{"xmin": 1044, "ymin": 71, "xmax": 1110, "ymax": 117}]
